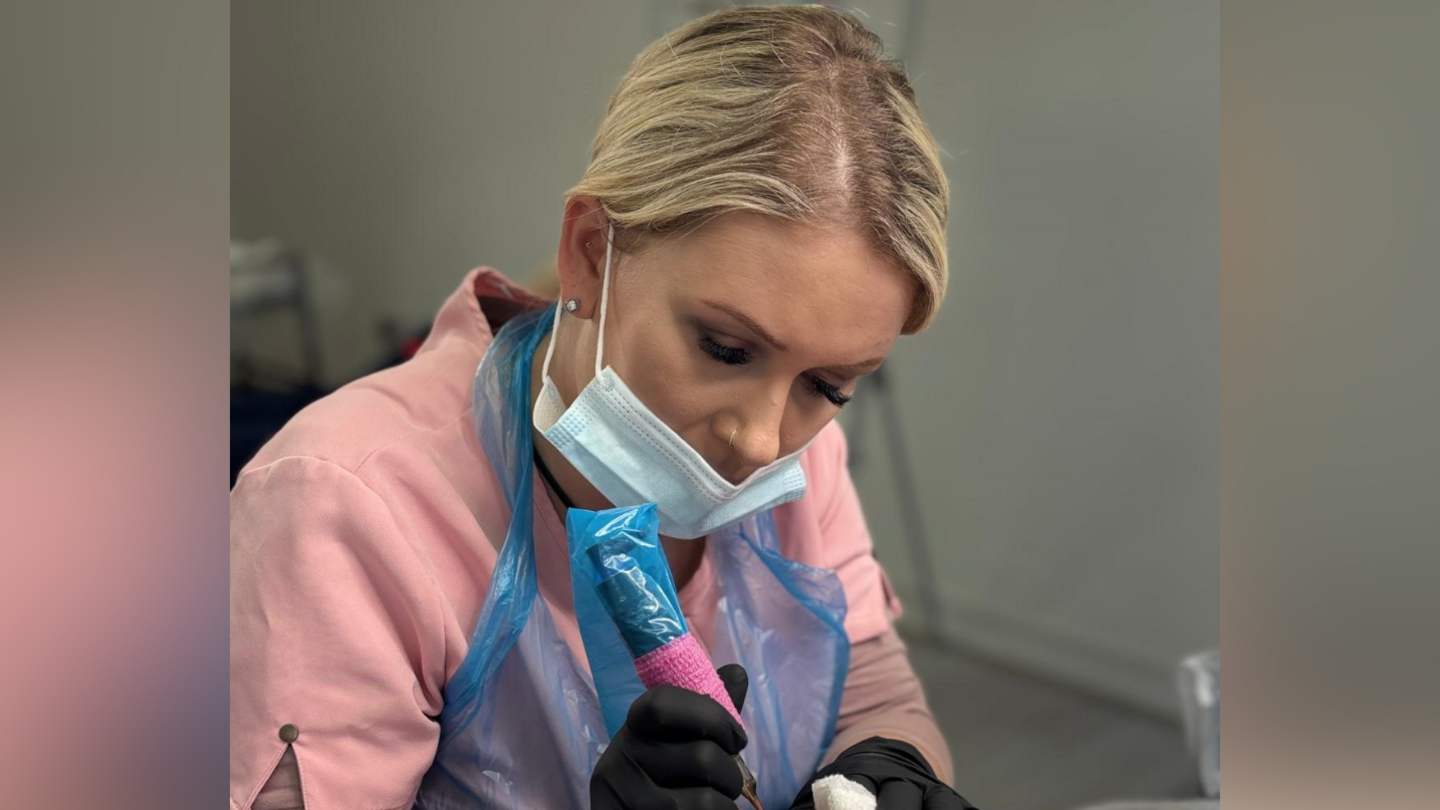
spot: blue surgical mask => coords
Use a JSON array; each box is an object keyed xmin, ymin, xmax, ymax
[{"xmin": 532, "ymin": 224, "xmax": 811, "ymax": 539}]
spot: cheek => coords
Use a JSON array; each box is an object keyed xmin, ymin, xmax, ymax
[
  {"xmin": 778, "ymin": 395, "xmax": 839, "ymax": 453},
  {"xmin": 611, "ymin": 323, "xmax": 716, "ymax": 434},
  {"xmin": 607, "ymin": 321, "xmax": 839, "ymax": 456}
]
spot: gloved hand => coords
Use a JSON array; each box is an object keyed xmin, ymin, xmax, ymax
[
  {"xmin": 590, "ymin": 663, "xmax": 750, "ymax": 810},
  {"xmin": 788, "ymin": 736, "xmax": 980, "ymax": 810}
]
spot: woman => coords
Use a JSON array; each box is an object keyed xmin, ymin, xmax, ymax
[{"xmin": 231, "ymin": 6, "xmax": 971, "ymax": 809}]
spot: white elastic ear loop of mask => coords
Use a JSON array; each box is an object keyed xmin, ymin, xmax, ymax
[
  {"xmin": 540, "ymin": 222, "xmax": 615, "ymax": 384},
  {"xmin": 540, "ymin": 290, "xmax": 564, "ymax": 382},
  {"xmin": 594, "ymin": 222, "xmax": 614, "ymax": 378}
]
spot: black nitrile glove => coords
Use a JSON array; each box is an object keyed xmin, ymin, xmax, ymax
[
  {"xmin": 590, "ymin": 664, "xmax": 750, "ymax": 810},
  {"xmin": 788, "ymin": 736, "xmax": 979, "ymax": 810}
]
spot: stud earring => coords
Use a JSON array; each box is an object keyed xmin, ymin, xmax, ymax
[{"xmin": 564, "ymin": 298, "xmax": 581, "ymax": 313}]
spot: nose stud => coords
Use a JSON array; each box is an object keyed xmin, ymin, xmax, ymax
[{"xmin": 564, "ymin": 298, "xmax": 580, "ymax": 313}]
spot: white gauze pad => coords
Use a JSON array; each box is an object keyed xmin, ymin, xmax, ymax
[{"xmin": 811, "ymin": 774, "xmax": 878, "ymax": 810}]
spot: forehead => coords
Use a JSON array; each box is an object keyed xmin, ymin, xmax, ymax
[{"xmin": 648, "ymin": 213, "xmax": 914, "ymax": 356}]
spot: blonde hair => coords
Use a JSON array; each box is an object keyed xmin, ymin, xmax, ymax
[{"xmin": 563, "ymin": 4, "xmax": 950, "ymax": 333}]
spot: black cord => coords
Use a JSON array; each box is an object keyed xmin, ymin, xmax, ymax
[{"xmin": 533, "ymin": 448, "xmax": 576, "ymax": 510}]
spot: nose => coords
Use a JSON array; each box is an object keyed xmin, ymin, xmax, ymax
[
  {"xmin": 731, "ymin": 428, "xmax": 781, "ymax": 475},
  {"xmin": 722, "ymin": 398, "xmax": 786, "ymax": 481}
]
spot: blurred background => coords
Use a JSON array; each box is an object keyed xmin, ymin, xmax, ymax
[{"xmin": 232, "ymin": 2, "xmax": 1218, "ymax": 808}]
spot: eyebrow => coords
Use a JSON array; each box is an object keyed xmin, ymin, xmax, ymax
[
  {"xmin": 701, "ymin": 299, "xmax": 790, "ymax": 351},
  {"xmin": 700, "ymin": 299, "xmax": 886, "ymax": 379},
  {"xmin": 822, "ymin": 357, "xmax": 886, "ymax": 378}
]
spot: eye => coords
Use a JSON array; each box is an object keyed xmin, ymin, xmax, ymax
[
  {"xmin": 699, "ymin": 334, "xmax": 753, "ymax": 366},
  {"xmin": 806, "ymin": 374, "xmax": 852, "ymax": 407}
]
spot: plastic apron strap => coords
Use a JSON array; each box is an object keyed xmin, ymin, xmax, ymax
[
  {"xmin": 435, "ymin": 307, "xmax": 552, "ymax": 749},
  {"xmin": 710, "ymin": 511, "xmax": 852, "ymax": 809}
]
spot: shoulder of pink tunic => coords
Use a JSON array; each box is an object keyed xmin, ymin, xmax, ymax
[
  {"xmin": 229, "ymin": 267, "xmax": 549, "ymax": 810},
  {"xmin": 237, "ymin": 266, "xmax": 549, "ymax": 662}
]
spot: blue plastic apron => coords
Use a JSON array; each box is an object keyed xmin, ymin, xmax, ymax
[{"xmin": 413, "ymin": 306, "xmax": 850, "ymax": 810}]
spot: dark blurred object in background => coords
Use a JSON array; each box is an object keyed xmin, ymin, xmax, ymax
[
  {"xmin": 229, "ymin": 385, "xmax": 324, "ymax": 486},
  {"xmin": 229, "ymin": 240, "xmax": 428, "ymax": 485}
]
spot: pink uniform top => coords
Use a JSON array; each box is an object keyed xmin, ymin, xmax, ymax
[{"xmin": 230, "ymin": 269, "xmax": 905, "ymax": 810}]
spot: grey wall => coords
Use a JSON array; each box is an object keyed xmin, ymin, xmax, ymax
[
  {"xmin": 849, "ymin": 0, "xmax": 1219, "ymax": 714},
  {"xmin": 232, "ymin": 1, "xmax": 656, "ymax": 383},
  {"xmin": 232, "ymin": 0, "xmax": 1218, "ymax": 715}
]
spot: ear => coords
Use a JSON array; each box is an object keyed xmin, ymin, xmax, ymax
[{"xmin": 555, "ymin": 195, "xmax": 612, "ymax": 320}]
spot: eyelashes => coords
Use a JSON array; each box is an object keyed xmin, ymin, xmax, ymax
[
  {"xmin": 698, "ymin": 334, "xmax": 851, "ymax": 407},
  {"xmin": 699, "ymin": 335, "xmax": 751, "ymax": 366},
  {"xmin": 806, "ymin": 375, "xmax": 851, "ymax": 407}
]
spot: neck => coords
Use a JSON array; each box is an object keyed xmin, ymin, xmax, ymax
[{"xmin": 529, "ymin": 329, "xmax": 707, "ymax": 589}]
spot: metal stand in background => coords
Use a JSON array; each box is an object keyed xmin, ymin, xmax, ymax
[
  {"xmin": 230, "ymin": 244, "xmax": 327, "ymax": 485},
  {"xmin": 846, "ymin": 364, "xmax": 945, "ymax": 642},
  {"xmin": 231, "ymin": 246, "xmax": 324, "ymax": 391}
]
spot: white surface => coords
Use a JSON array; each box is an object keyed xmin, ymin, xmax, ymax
[
  {"xmin": 1177, "ymin": 650, "xmax": 1220, "ymax": 796},
  {"xmin": 230, "ymin": 239, "xmax": 293, "ymax": 307}
]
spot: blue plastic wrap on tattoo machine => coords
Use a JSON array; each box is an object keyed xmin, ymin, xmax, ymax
[
  {"xmin": 566, "ymin": 502, "xmax": 688, "ymax": 735},
  {"xmin": 569, "ymin": 503, "xmax": 687, "ymax": 655}
]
